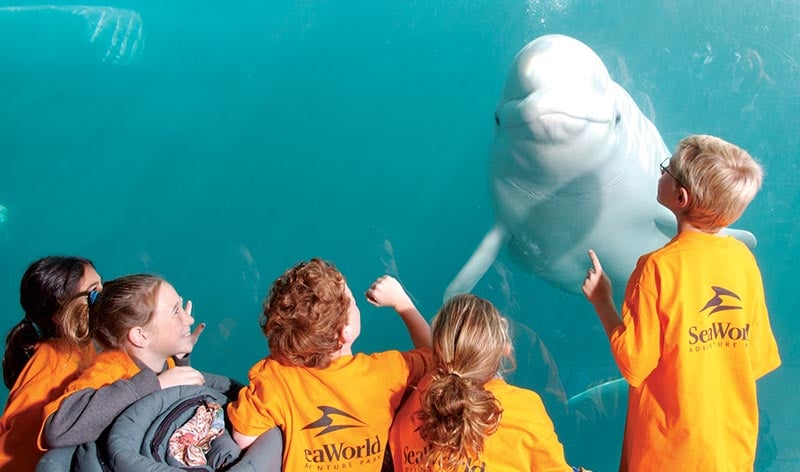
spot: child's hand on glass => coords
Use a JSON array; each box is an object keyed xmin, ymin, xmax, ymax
[
  {"xmin": 365, "ymin": 275, "xmax": 413, "ymax": 312},
  {"xmin": 174, "ymin": 300, "xmax": 206, "ymax": 360}
]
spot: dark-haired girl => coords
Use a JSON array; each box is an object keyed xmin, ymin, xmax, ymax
[{"xmin": 0, "ymin": 256, "xmax": 101, "ymax": 470}]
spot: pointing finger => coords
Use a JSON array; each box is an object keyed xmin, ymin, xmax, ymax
[
  {"xmin": 588, "ymin": 249, "xmax": 604, "ymax": 274},
  {"xmin": 190, "ymin": 323, "xmax": 206, "ymax": 345}
]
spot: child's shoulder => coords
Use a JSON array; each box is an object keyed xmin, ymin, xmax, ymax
[
  {"xmin": 327, "ymin": 350, "xmax": 407, "ymax": 371},
  {"xmin": 91, "ymin": 349, "xmax": 133, "ymax": 365},
  {"xmin": 650, "ymin": 231, "xmax": 755, "ymax": 262},
  {"xmin": 485, "ymin": 377, "xmax": 534, "ymax": 399},
  {"xmin": 247, "ymin": 356, "xmax": 282, "ymax": 377},
  {"xmin": 363, "ymin": 347, "xmax": 433, "ymax": 366},
  {"xmin": 78, "ymin": 350, "xmax": 138, "ymax": 382},
  {"xmin": 251, "ymin": 349, "xmax": 430, "ymax": 378},
  {"xmin": 485, "ymin": 379, "xmax": 550, "ymax": 419},
  {"xmin": 30, "ymin": 339, "xmax": 70, "ymax": 361}
]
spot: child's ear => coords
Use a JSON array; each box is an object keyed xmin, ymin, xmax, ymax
[
  {"xmin": 127, "ymin": 326, "xmax": 149, "ymax": 349},
  {"xmin": 339, "ymin": 324, "xmax": 356, "ymax": 345},
  {"xmin": 676, "ymin": 187, "xmax": 690, "ymax": 209}
]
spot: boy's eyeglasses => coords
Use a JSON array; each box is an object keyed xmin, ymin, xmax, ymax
[{"xmin": 659, "ymin": 158, "xmax": 686, "ymax": 187}]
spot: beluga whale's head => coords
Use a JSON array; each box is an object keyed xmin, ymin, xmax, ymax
[{"xmin": 492, "ymin": 34, "xmax": 624, "ymax": 189}]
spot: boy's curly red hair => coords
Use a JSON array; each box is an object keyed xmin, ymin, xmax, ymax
[{"xmin": 260, "ymin": 258, "xmax": 350, "ymax": 369}]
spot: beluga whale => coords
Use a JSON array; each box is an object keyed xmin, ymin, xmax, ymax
[
  {"xmin": 0, "ymin": 5, "xmax": 144, "ymax": 64},
  {"xmin": 445, "ymin": 34, "xmax": 755, "ymax": 299}
]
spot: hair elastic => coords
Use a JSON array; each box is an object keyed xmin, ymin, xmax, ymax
[
  {"xmin": 87, "ymin": 289, "xmax": 99, "ymax": 306},
  {"xmin": 24, "ymin": 318, "xmax": 42, "ymax": 337}
]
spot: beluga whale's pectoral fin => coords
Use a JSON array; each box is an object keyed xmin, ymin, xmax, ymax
[
  {"xmin": 653, "ymin": 207, "xmax": 757, "ymax": 248},
  {"xmin": 654, "ymin": 207, "xmax": 678, "ymax": 238},
  {"xmin": 444, "ymin": 226, "xmax": 509, "ymax": 301},
  {"xmin": 718, "ymin": 227, "xmax": 757, "ymax": 248}
]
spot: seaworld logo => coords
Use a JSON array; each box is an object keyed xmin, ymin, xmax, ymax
[
  {"xmin": 303, "ymin": 434, "xmax": 382, "ymax": 464},
  {"xmin": 301, "ymin": 406, "xmax": 381, "ymax": 465},
  {"xmin": 403, "ymin": 446, "xmax": 425, "ymax": 466},
  {"xmin": 700, "ymin": 286, "xmax": 742, "ymax": 315},
  {"xmin": 302, "ymin": 405, "xmax": 365, "ymax": 436},
  {"xmin": 688, "ymin": 322, "xmax": 750, "ymax": 344}
]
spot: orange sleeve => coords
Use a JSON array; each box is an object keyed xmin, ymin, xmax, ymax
[
  {"xmin": 401, "ymin": 347, "xmax": 433, "ymax": 386},
  {"xmin": 38, "ymin": 350, "xmax": 136, "ymax": 449},
  {"xmin": 610, "ymin": 258, "xmax": 662, "ymax": 388},
  {"xmin": 744, "ymin": 263, "xmax": 781, "ymax": 379},
  {"xmin": 41, "ymin": 359, "xmax": 124, "ymax": 423},
  {"xmin": 388, "ymin": 376, "xmax": 427, "ymax": 471},
  {"xmin": 227, "ymin": 361, "xmax": 278, "ymax": 437},
  {"xmin": 519, "ymin": 392, "xmax": 572, "ymax": 471},
  {"xmin": 2, "ymin": 343, "xmax": 72, "ymax": 434},
  {"xmin": 0, "ymin": 342, "xmax": 88, "ymax": 470}
]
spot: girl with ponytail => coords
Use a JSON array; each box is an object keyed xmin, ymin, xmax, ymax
[
  {"xmin": 389, "ymin": 294, "xmax": 583, "ymax": 471},
  {"xmin": 0, "ymin": 256, "xmax": 101, "ymax": 470}
]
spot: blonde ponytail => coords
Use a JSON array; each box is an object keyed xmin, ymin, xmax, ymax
[
  {"xmin": 419, "ymin": 372, "xmax": 502, "ymax": 468},
  {"xmin": 417, "ymin": 294, "xmax": 513, "ymax": 468}
]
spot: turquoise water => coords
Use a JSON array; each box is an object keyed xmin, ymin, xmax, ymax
[{"xmin": 0, "ymin": 0, "xmax": 798, "ymax": 470}]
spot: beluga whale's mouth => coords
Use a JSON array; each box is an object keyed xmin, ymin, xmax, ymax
[
  {"xmin": 495, "ymin": 89, "xmax": 617, "ymax": 136},
  {"xmin": 540, "ymin": 111, "xmax": 610, "ymax": 122},
  {"xmin": 532, "ymin": 112, "xmax": 601, "ymax": 142},
  {"xmin": 497, "ymin": 97, "xmax": 617, "ymax": 144}
]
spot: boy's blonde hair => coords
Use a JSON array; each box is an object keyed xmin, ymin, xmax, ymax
[
  {"xmin": 417, "ymin": 294, "xmax": 514, "ymax": 469},
  {"xmin": 260, "ymin": 258, "xmax": 349, "ymax": 369},
  {"xmin": 670, "ymin": 134, "xmax": 763, "ymax": 231}
]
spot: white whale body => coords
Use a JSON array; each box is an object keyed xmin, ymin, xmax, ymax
[
  {"xmin": 446, "ymin": 34, "xmax": 755, "ymax": 298},
  {"xmin": 0, "ymin": 5, "xmax": 144, "ymax": 64}
]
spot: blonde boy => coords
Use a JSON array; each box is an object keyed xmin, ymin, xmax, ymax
[{"xmin": 583, "ymin": 135, "xmax": 781, "ymax": 471}]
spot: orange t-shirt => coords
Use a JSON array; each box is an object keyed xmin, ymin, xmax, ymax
[
  {"xmin": 389, "ymin": 375, "xmax": 573, "ymax": 472},
  {"xmin": 610, "ymin": 231, "xmax": 781, "ymax": 471},
  {"xmin": 38, "ymin": 349, "xmax": 174, "ymax": 450},
  {"xmin": 0, "ymin": 340, "xmax": 94, "ymax": 471},
  {"xmin": 227, "ymin": 349, "xmax": 431, "ymax": 472}
]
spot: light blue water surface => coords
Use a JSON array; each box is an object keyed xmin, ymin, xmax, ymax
[{"xmin": 0, "ymin": 0, "xmax": 798, "ymax": 470}]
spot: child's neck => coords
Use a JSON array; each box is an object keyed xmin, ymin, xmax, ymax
[
  {"xmin": 329, "ymin": 342, "xmax": 354, "ymax": 362},
  {"xmin": 676, "ymin": 217, "xmax": 720, "ymax": 236},
  {"xmin": 130, "ymin": 347, "xmax": 169, "ymax": 373}
]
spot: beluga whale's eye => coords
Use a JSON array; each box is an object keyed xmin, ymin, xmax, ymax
[
  {"xmin": 615, "ymin": 113, "xmax": 621, "ymax": 125},
  {"xmin": 495, "ymin": 112, "xmax": 500, "ymax": 126}
]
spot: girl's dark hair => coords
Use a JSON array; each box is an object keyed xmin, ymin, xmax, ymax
[{"xmin": 3, "ymin": 256, "xmax": 94, "ymax": 389}]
